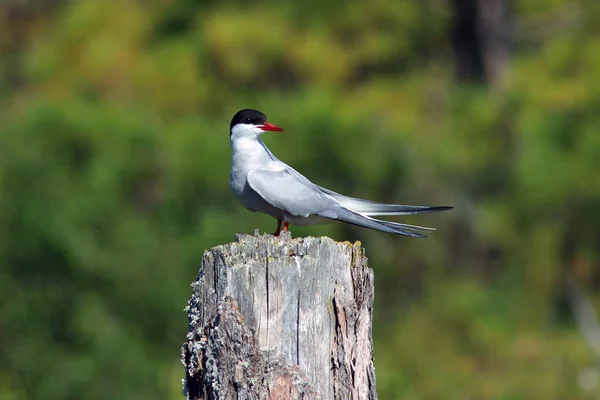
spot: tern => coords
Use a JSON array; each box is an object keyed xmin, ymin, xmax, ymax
[{"xmin": 229, "ymin": 109, "xmax": 452, "ymax": 237}]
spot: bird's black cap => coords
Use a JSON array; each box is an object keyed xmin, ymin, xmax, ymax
[{"xmin": 230, "ymin": 109, "xmax": 267, "ymax": 132}]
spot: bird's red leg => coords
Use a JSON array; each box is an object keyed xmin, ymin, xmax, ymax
[
  {"xmin": 273, "ymin": 219, "xmax": 282, "ymax": 236},
  {"xmin": 283, "ymin": 221, "xmax": 289, "ymax": 231}
]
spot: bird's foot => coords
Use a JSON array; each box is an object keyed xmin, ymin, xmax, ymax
[
  {"xmin": 273, "ymin": 219, "xmax": 283, "ymax": 236},
  {"xmin": 273, "ymin": 220, "xmax": 290, "ymax": 237}
]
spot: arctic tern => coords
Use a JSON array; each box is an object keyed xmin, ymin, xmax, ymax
[{"xmin": 229, "ymin": 109, "xmax": 452, "ymax": 237}]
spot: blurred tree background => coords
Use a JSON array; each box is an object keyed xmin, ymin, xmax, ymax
[{"xmin": 1, "ymin": 0, "xmax": 600, "ymax": 398}]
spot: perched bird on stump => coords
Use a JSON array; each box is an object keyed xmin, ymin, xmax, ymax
[{"xmin": 229, "ymin": 109, "xmax": 452, "ymax": 237}]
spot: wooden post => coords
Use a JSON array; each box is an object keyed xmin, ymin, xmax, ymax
[{"xmin": 181, "ymin": 232, "xmax": 377, "ymax": 400}]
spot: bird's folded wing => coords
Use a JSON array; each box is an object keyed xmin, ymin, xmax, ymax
[
  {"xmin": 247, "ymin": 168, "xmax": 429, "ymax": 238},
  {"xmin": 247, "ymin": 168, "xmax": 336, "ymax": 217},
  {"xmin": 316, "ymin": 185, "xmax": 453, "ymax": 215}
]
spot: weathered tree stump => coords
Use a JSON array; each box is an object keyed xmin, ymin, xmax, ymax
[{"xmin": 181, "ymin": 231, "xmax": 377, "ymax": 400}]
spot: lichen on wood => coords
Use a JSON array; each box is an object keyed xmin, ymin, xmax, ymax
[{"xmin": 181, "ymin": 232, "xmax": 377, "ymax": 399}]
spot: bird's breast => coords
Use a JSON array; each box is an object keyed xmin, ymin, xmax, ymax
[{"xmin": 230, "ymin": 139, "xmax": 275, "ymax": 194}]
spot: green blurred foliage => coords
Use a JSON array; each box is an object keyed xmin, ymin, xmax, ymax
[{"xmin": 1, "ymin": 0, "xmax": 600, "ymax": 399}]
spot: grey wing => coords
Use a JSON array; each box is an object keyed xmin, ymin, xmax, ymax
[
  {"xmin": 316, "ymin": 185, "xmax": 453, "ymax": 216},
  {"xmin": 247, "ymin": 168, "xmax": 338, "ymax": 218},
  {"xmin": 247, "ymin": 167, "xmax": 429, "ymax": 238}
]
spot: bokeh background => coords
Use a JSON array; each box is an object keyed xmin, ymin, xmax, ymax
[{"xmin": 1, "ymin": 0, "xmax": 600, "ymax": 398}]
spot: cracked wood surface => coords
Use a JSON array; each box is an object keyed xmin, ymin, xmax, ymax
[{"xmin": 181, "ymin": 231, "xmax": 377, "ymax": 400}]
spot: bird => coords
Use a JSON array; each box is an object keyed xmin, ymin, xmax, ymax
[{"xmin": 229, "ymin": 108, "xmax": 452, "ymax": 238}]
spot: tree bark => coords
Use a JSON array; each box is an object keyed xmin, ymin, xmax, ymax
[
  {"xmin": 450, "ymin": 0, "xmax": 512, "ymax": 87},
  {"xmin": 181, "ymin": 232, "xmax": 377, "ymax": 400},
  {"xmin": 478, "ymin": 0, "xmax": 512, "ymax": 88}
]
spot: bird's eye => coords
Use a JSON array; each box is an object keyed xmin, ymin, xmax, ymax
[{"xmin": 245, "ymin": 118, "xmax": 252, "ymax": 123}]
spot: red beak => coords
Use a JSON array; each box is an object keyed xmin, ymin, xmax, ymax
[{"xmin": 259, "ymin": 122, "xmax": 284, "ymax": 132}]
